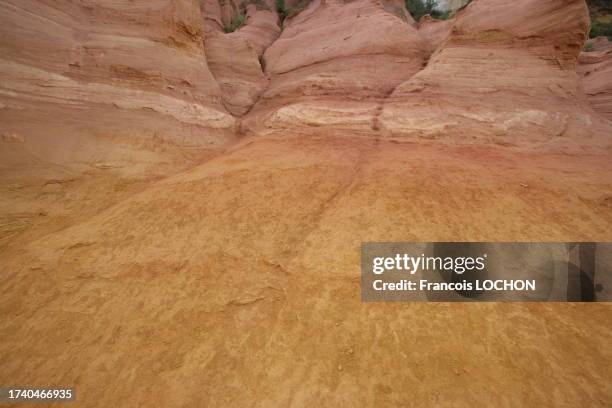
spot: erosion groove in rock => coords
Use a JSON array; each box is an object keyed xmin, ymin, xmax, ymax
[
  {"xmin": 241, "ymin": 0, "xmax": 426, "ymax": 135},
  {"xmin": 204, "ymin": 3, "xmax": 280, "ymax": 116}
]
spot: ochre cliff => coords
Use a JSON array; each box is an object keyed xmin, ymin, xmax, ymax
[
  {"xmin": 0, "ymin": 0, "xmax": 611, "ymax": 407},
  {"xmin": 203, "ymin": 1, "xmax": 280, "ymax": 115},
  {"xmin": 243, "ymin": 0, "xmax": 426, "ymax": 134},
  {"xmin": 0, "ymin": 0, "xmax": 235, "ymax": 170},
  {"xmin": 381, "ymin": 0, "xmax": 608, "ymax": 146}
]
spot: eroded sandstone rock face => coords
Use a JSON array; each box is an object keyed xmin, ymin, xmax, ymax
[
  {"xmin": 418, "ymin": 15, "xmax": 454, "ymax": 54},
  {"xmin": 205, "ymin": 33, "xmax": 268, "ymax": 116},
  {"xmin": 204, "ymin": 4, "xmax": 280, "ymax": 115},
  {"xmin": 1, "ymin": 1, "xmax": 612, "ymax": 407},
  {"xmin": 0, "ymin": 0, "xmax": 235, "ymax": 170},
  {"xmin": 380, "ymin": 0, "xmax": 611, "ymax": 148},
  {"xmin": 242, "ymin": 0, "xmax": 426, "ymax": 135},
  {"xmin": 579, "ymin": 37, "xmax": 612, "ymax": 120},
  {"xmin": 238, "ymin": 0, "xmax": 611, "ymax": 149},
  {"xmin": 231, "ymin": 3, "xmax": 281, "ymax": 55}
]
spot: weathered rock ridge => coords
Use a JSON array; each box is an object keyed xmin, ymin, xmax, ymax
[
  {"xmin": 242, "ymin": 0, "xmax": 426, "ymax": 134},
  {"xmin": 236, "ymin": 0, "xmax": 611, "ymax": 148},
  {"xmin": 2, "ymin": 0, "xmax": 610, "ymax": 153},
  {"xmin": 381, "ymin": 0, "xmax": 606, "ymax": 147}
]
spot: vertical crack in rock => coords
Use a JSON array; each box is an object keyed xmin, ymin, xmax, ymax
[
  {"xmin": 239, "ymin": 0, "xmax": 427, "ymax": 136},
  {"xmin": 202, "ymin": 0, "xmax": 282, "ymax": 117}
]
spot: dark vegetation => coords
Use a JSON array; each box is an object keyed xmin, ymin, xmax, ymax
[
  {"xmin": 224, "ymin": 13, "xmax": 245, "ymax": 33},
  {"xmin": 588, "ymin": 0, "xmax": 611, "ymax": 9},
  {"xmin": 404, "ymin": 0, "xmax": 476, "ymax": 22},
  {"xmin": 588, "ymin": 0, "xmax": 612, "ymax": 39},
  {"xmin": 275, "ymin": 0, "xmax": 314, "ymax": 25},
  {"xmin": 223, "ymin": 0, "xmax": 272, "ymax": 33},
  {"xmin": 590, "ymin": 20, "xmax": 612, "ymax": 39},
  {"xmin": 405, "ymin": 0, "xmax": 440, "ymax": 21},
  {"xmin": 286, "ymin": 0, "xmax": 314, "ymax": 19},
  {"xmin": 276, "ymin": 0, "xmax": 288, "ymax": 23}
]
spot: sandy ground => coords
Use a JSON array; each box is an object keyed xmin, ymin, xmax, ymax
[{"xmin": 1, "ymin": 134, "xmax": 611, "ymax": 407}]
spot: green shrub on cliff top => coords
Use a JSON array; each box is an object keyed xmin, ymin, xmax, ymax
[
  {"xmin": 405, "ymin": 0, "xmax": 436, "ymax": 21},
  {"xmin": 224, "ymin": 13, "xmax": 246, "ymax": 33},
  {"xmin": 405, "ymin": 0, "xmax": 458, "ymax": 22},
  {"xmin": 276, "ymin": 0, "xmax": 288, "ymax": 23},
  {"xmin": 590, "ymin": 20, "xmax": 612, "ymax": 39}
]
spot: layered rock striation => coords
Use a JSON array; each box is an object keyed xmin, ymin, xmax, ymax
[
  {"xmin": 0, "ymin": 1, "xmax": 611, "ymax": 407},
  {"xmin": 242, "ymin": 0, "xmax": 427, "ymax": 135},
  {"xmin": 380, "ymin": 0, "xmax": 610, "ymax": 147},
  {"xmin": 579, "ymin": 36, "xmax": 612, "ymax": 120},
  {"xmin": 0, "ymin": 0, "xmax": 235, "ymax": 170},
  {"xmin": 204, "ymin": 2, "xmax": 281, "ymax": 115}
]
